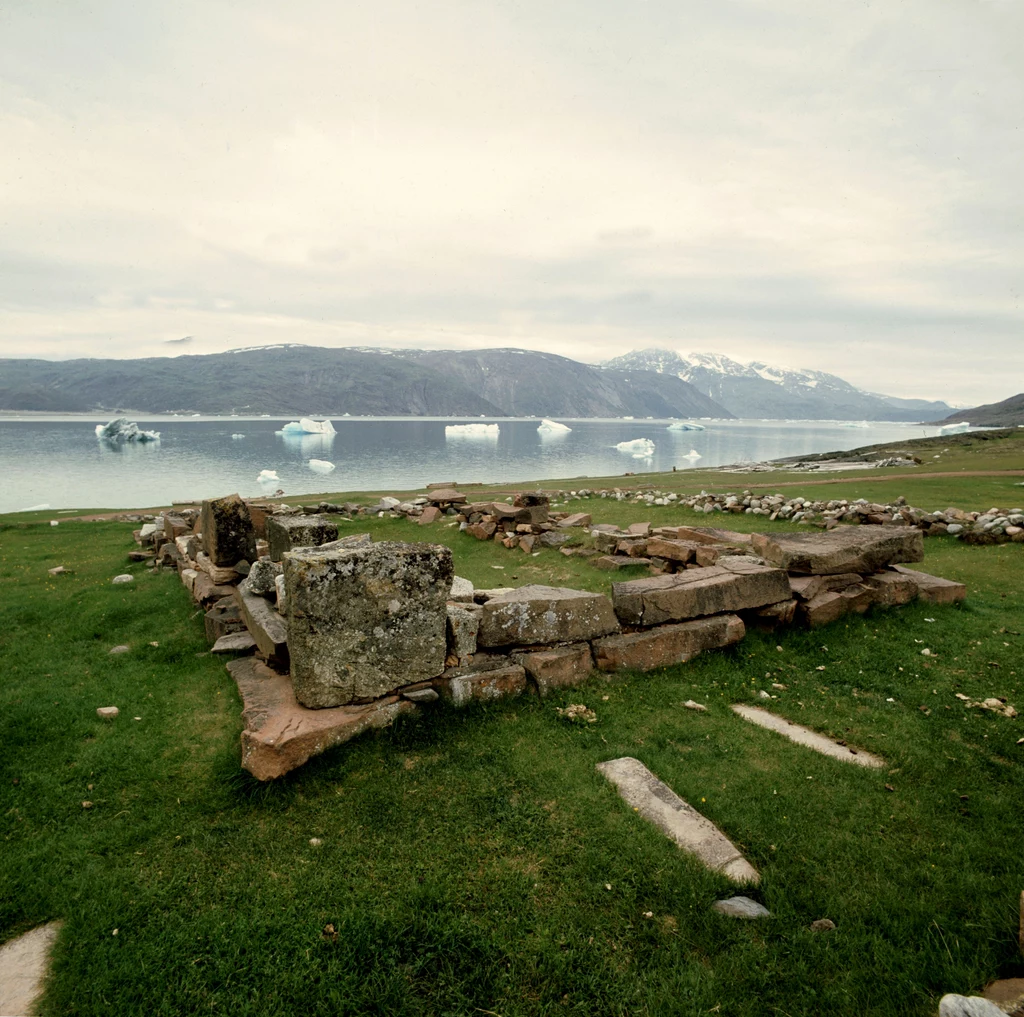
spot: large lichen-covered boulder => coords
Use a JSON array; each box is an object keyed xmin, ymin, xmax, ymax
[
  {"xmin": 266, "ymin": 514, "xmax": 340, "ymax": 561},
  {"xmin": 284, "ymin": 541, "xmax": 453, "ymax": 708},
  {"xmin": 751, "ymin": 527, "xmax": 923, "ymax": 575},
  {"xmin": 200, "ymin": 494, "xmax": 257, "ymax": 567},
  {"xmin": 477, "ymin": 585, "xmax": 619, "ymax": 648}
]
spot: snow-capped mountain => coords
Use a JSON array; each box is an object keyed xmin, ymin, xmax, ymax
[{"xmin": 603, "ymin": 349, "xmax": 958, "ymax": 421}]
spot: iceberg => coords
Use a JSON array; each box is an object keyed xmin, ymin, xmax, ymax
[
  {"xmin": 276, "ymin": 417, "xmax": 336, "ymax": 435},
  {"xmin": 257, "ymin": 469, "xmax": 280, "ymax": 484},
  {"xmin": 94, "ymin": 417, "xmax": 161, "ymax": 443},
  {"xmin": 666, "ymin": 421, "xmax": 705, "ymax": 431},
  {"xmin": 682, "ymin": 448, "xmax": 702, "ymax": 459},
  {"xmin": 231, "ymin": 433, "xmax": 245, "ymax": 439},
  {"xmin": 839, "ymin": 421, "xmax": 870, "ymax": 428},
  {"xmin": 445, "ymin": 423, "xmax": 500, "ymax": 439},
  {"xmin": 938, "ymin": 422, "xmax": 970, "ymax": 435},
  {"xmin": 615, "ymin": 438, "xmax": 655, "ymax": 456},
  {"xmin": 308, "ymin": 459, "xmax": 336, "ymax": 474},
  {"xmin": 537, "ymin": 419, "xmax": 572, "ymax": 434}
]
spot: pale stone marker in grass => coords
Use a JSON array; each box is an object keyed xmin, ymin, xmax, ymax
[
  {"xmin": 731, "ymin": 705, "xmax": 885, "ymax": 768},
  {"xmin": 0, "ymin": 920, "xmax": 61, "ymax": 1016},
  {"xmin": 596, "ymin": 757, "xmax": 759, "ymax": 884}
]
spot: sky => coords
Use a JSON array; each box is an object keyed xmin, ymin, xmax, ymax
[{"xmin": 1, "ymin": 0, "xmax": 1022, "ymax": 405}]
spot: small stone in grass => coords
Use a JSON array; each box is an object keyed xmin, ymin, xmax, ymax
[
  {"xmin": 82, "ymin": 801, "xmax": 93, "ymax": 809},
  {"xmin": 112, "ymin": 574, "xmax": 134, "ymax": 584},
  {"xmin": 309, "ymin": 837, "xmax": 322, "ymax": 847},
  {"xmin": 712, "ymin": 897, "xmax": 770, "ymax": 920},
  {"xmin": 48, "ymin": 565, "xmax": 69, "ymax": 576},
  {"xmin": 96, "ymin": 706, "xmax": 119, "ymax": 719},
  {"xmin": 938, "ymin": 995, "xmax": 1007, "ymax": 1016},
  {"xmin": 810, "ymin": 918, "xmax": 836, "ymax": 932},
  {"xmin": 684, "ymin": 700, "xmax": 707, "ymax": 712},
  {"xmin": 109, "ymin": 645, "xmax": 130, "ymax": 654}
]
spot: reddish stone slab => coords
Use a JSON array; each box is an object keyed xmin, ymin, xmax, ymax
[
  {"xmin": 592, "ymin": 614, "xmax": 745, "ymax": 672},
  {"xmin": 751, "ymin": 527, "xmax": 923, "ymax": 575},
  {"xmin": 513, "ymin": 643, "xmax": 594, "ymax": 695},
  {"xmin": 228, "ymin": 657, "xmax": 415, "ymax": 780},
  {"xmin": 891, "ymin": 566, "xmax": 967, "ymax": 604}
]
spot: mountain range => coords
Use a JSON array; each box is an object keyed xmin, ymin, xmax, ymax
[
  {"xmin": 0, "ymin": 343, "xmax": 968, "ymax": 420},
  {"xmin": 0, "ymin": 346, "xmax": 726, "ymax": 419},
  {"xmin": 603, "ymin": 349, "xmax": 959, "ymax": 422}
]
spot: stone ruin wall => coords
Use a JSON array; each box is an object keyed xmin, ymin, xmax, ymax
[{"xmin": 134, "ymin": 490, "xmax": 967, "ymax": 780}]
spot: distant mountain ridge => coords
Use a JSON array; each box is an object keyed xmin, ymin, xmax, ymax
[
  {"xmin": 603, "ymin": 348, "xmax": 960, "ymax": 421},
  {"xmin": 933, "ymin": 392, "xmax": 1024, "ymax": 427},
  {"xmin": 0, "ymin": 345, "xmax": 730, "ymax": 419}
]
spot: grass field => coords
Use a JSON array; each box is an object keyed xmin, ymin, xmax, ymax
[{"xmin": 2, "ymin": 444, "xmax": 1023, "ymax": 1016}]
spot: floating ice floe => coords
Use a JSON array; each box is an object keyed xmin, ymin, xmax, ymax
[
  {"xmin": 939, "ymin": 421, "xmax": 970, "ymax": 435},
  {"xmin": 616, "ymin": 438, "xmax": 655, "ymax": 456},
  {"xmin": 445, "ymin": 423, "xmax": 500, "ymax": 439},
  {"xmin": 257, "ymin": 469, "xmax": 280, "ymax": 485},
  {"xmin": 839, "ymin": 421, "xmax": 870, "ymax": 428},
  {"xmin": 683, "ymin": 448, "xmax": 702, "ymax": 459},
  {"xmin": 537, "ymin": 418, "xmax": 572, "ymax": 434},
  {"xmin": 666, "ymin": 421, "xmax": 705, "ymax": 431},
  {"xmin": 308, "ymin": 459, "xmax": 336, "ymax": 474},
  {"xmin": 276, "ymin": 417, "xmax": 336, "ymax": 435},
  {"xmin": 95, "ymin": 417, "xmax": 161, "ymax": 443},
  {"xmin": 231, "ymin": 433, "xmax": 245, "ymax": 439}
]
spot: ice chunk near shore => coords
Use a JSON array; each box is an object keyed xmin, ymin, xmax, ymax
[
  {"xmin": 939, "ymin": 421, "xmax": 970, "ymax": 435},
  {"xmin": 231, "ymin": 433, "xmax": 245, "ymax": 439},
  {"xmin": 257, "ymin": 469, "xmax": 280, "ymax": 485},
  {"xmin": 683, "ymin": 448, "xmax": 702, "ymax": 459},
  {"xmin": 616, "ymin": 438, "xmax": 655, "ymax": 456},
  {"xmin": 277, "ymin": 417, "xmax": 336, "ymax": 435},
  {"xmin": 537, "ymin": 418, "xmax": 572, "ymax": 434},
  {"xmin": 666, "ymin": 421, "xmax": 705, "ymax": 431},
  {"xmin": 308, "ymin": 459, "xmax": 336, "ymax": 474},
  {"xmin": 445, "ymin": 423, "xmax": 500, "ymax": 439},
  {"xmin": 95, "ymin": 417, "xmax": 161, "ymax": 443}
]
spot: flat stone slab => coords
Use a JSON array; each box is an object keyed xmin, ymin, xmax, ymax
[
  {"xmin": 0, "ymin": 920, "xmax": 62, "ymax": 1017},
  {"xmin": 212, "ymin": 631, "xmax": 257, "ymax": 654},
  {"xmin": 596, "ymin": 757, "xmax": 759, "ymax": 884},
  {"xmin": 477, "ymin": 584, "xmax": 619, "ymax": 648},
  {"xmin": 234, "ymin": 578, "xmax": 289, "ymax": 667},
  {"xmin": 227, "ymin": 657, "xmax": 415, "ymax": 780},
  {"xmin": 512, "ymin": 643, "xmax": 594, "ymax": 695},
  {"xmin": 592, "ymin": 614, "xmax": 745, "ymax": 673},
  {"xmin": 442, "ymin": 662, "xmax": 527, "ymax": 707},
  {"xmin": 891, "ymin": 565, "xmax": 967, "ymax": 604},
  {"xmin": 751, "ymin": 526, "xmax": 923, "ymax": 575},
  {"xmin": 712, "ymin": 896, "xmax": 770, "ymax": 919},
  {"xmin": 612, "ymin": 559, "xmax": 791, "ymax": 627},
  {"xmin": 731, "ymin": 705, "xmax": 885, "ymax": 767}
]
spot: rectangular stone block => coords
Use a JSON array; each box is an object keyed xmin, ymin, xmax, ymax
[
  {"xmin": 672, "ymin": 526, "xmax": 752, "ymax": 546},
  {"xmin": 612, "ymin": 559, "xmax": 791, "ymax": 627},
  {"xmin": 592, "ymin": 614, "xmax": 745, "ymax": 672},
  {"xmin": 799, "ymin": 590, "xmax": 847, "ymax": 628},
  {"xmin": 205, "ymin": 596, "xmax": 246, "ymax": 642},
  {"xmin": 513, "ymin": 643, "xmax": 594, "ymax": 695},
  {"xmin": 285, "ymin": 541, "xmax": 453, "ymax": 708},
  {"xmin": 195, "ymin": 552, "xmax": 240, "ymax": 586},
  {"xmin": 746, "ymin": 599, "xmax": 798, "ymax": 628},
  {"xmin": 788, "ymin": 575, "xmax": 826, "ymax": 601},
  {"xmin": 891, "ymin": 566, "xmax": 967, "ymax": 604},
  {"xmin": 558, "ymin": 512, "xmax": 592, "ymax": 528},
  {"xmin": 266, "ymin": 514, "xmax": 340, "ymax": 561},
  {"xmin": 446, "ymin": 601, "xmax": 481, "ymax": 665},
  {"xmin": 840, "ymin": 583, "xmax": 876, "ymax": 614},
  {"xmin": 200, "ymin": 494, "xmax": 257, "ymax": 567},
  {"xmin": 751, "ymin": 527, "xmax": 924, "ymax": 575},
  {"xmin": 192, "ymin": 572, "xmax": 236, "ymax": 607},
  {"xmin": 477, "ymin": 585, "xmax": 619, "ymax": 648},
  {"xmin": 645, "ymin": 538, "xmax": 697, "ymax": 563},
  {"xmin": 442, "ymin": 662, "xmax": 527, "ymax": 707},
  {"xmin": 862, "ymin": 570, "xmax": 919, "ymax": 607},
  {"xmin": 235, "ymin": 577, "xmax": 289, "ymax": 667}
]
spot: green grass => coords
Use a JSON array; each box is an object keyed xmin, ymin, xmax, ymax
[{"xmin": 2, "ymin": 495, "xmax": 1024, "ymax": 1015}]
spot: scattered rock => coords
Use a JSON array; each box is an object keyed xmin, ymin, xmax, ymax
[
  {"xmin": 111, "ymin": 574, "xmax": 134, "ymax": 584},
  {"xmin": 108, "ymin": 645, "xmax": 130, "ymax": 655},
  {"xmin": 810, "ymin": 918, "xmax": 836, "ymax": 932},
  {"xmin": 96, "ymin": 706, "xmax": 119, "ymax": 719},
  {"xmin": 47, "ymin": 565, "xmax": 71, "ymax": 576},
  {"xmin": 712, "ymin": 897, "xmax": 770, "ymax": 919},
  {"xmin": 938, "ymin": 995, "xmax": 1009, "ymax": 1017},
  {"xmin": 684, "ymin": 700, "xmax": 707, "ymax": 712}
]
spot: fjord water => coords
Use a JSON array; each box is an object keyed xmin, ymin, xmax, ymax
[{"xmin": 0, "ymin": 416, "xmax": 940, "ymax": 514}]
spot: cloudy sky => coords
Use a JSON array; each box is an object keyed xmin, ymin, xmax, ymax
[{"xmin": 2, "ymin": 0, "xmax": 1021, "ymax": 404}]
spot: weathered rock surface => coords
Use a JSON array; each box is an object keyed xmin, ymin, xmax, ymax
[
  {"xmin": 892, "ymin": 565, "xmax": 967, "ymax": 604},
  {"xmin": 246, "ymin": 558, "xmax": 282, "ymax": 596},
  {"xmin": 558, "ymin": 512, "xmax": 592, "ymax": 528},
  {"xmin": 861, "ymin": 569, "xmax": 919, "ymax": 606},
  {"xmin": 799, "ymin": 590, "xmax": 848, "ymax": 628},
  {"xmin": 200, "ymin": 494, "xmax": 257, "ymax": 567},
  {"xmin": 205, "ymin": 596, "xmax": 246, "ymax": 641},
  {"xmin": 235, "ymin": 577, "xmax": 289, "ymax": 667},
  {"xmin": 285, "ymin": 541, "xmax": 453, "ymax": 707},
  {"xmin": 513, "ymin": 643, "xmax": 594, "ymax": 695},
  {"xmin": 195, "ymin": 552, "xmax": 240, "ymax": 586},
  {"xmin": 266, "ymin": 514, "xmax": 339, "ymax": 561},
  {"xmin": 596, "ymin": 757, "xmax": 759, "ymax": 884},
  {"xmin": 449, "ymin": 576, "xmax": 475, "ymax": 602},
  {"xmin": 228, "ymin": 657, "xmax": 415, "ymax": 780},
  {"xmin": 593, "ymin": 615, "xmax": 745, "ymax": 673},
  {"xmin": 612, "ymin": 559, "xmax": 791, "ymax": 626},
  {"xmin": 712, "ymin": 897, "xmax": 770, "ymax": 920},
  {"xmin": 938, "ymin": 995, "xmax": 1008, "ymax": 1017},
  {"xmin": 751, "ymin": 526, "xmax": 923, "ymax": 575},
  {"xmin": 212, "ymin": 631, "xmax": 257, "ymax": 654},
  {"xmin": 477, "ymin": 585, "xmax": 619, "ymax": 648},
  {"xmin": 442, "ymin": 660, "xmax": 527, "ymax": 706},
  {"xmin": 446, "ymin": 601, "xmax": 481, "ymax": 665}
]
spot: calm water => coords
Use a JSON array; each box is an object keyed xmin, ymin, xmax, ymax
[{"xmin": 0, "ymin": 416, "xmax": 944, "ymax": 513}]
